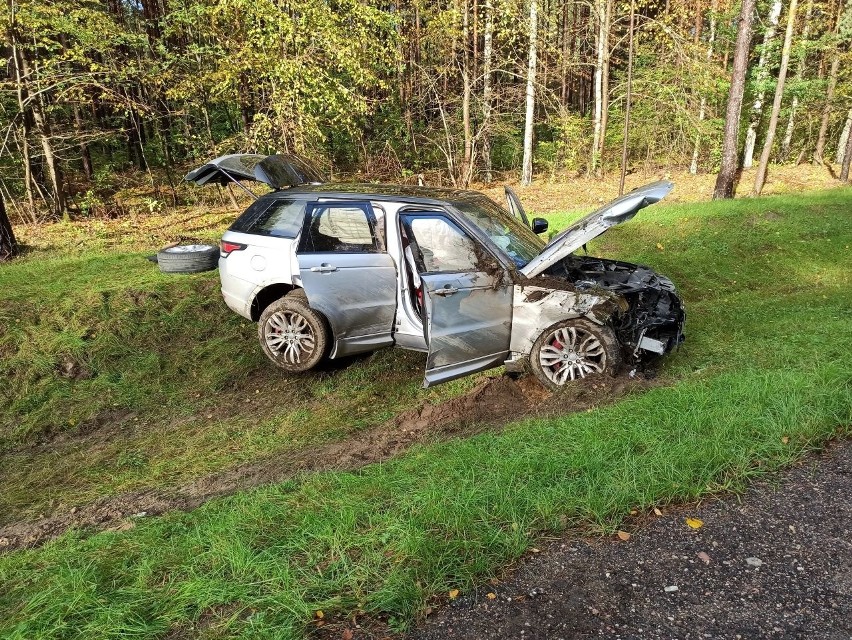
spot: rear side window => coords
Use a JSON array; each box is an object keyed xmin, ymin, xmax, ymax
[
  {"xmin": 299, "ymin": 202, "xmax": 380, "ymax": 253},
  {"xmin": 229, "ymin": 199, "xmax": 305, "ymax": 238}
]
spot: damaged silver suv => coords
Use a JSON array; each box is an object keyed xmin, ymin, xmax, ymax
[{"xmin": 186, "ymin": 155, "xmax": 685, "ymax": 390}]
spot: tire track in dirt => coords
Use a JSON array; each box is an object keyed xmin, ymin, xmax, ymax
[{"xmin": 0, "ymin": 374, "xmax": 650, "ymax": 552}]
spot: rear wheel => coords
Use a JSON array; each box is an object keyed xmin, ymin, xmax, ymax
[
  {"xmin": 258, "ymin": 294, "xmax": 329, "ymax": 373},
  {"xmin": 530, "ymin": 318, "xmax": 621, "ymax": 391}
]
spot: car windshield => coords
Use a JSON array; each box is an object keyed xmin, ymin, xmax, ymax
[{"xmin": 452, "ymin": 196, "xmax": 545, "ymax": 267}]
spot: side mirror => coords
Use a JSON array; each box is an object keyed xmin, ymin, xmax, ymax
[{"xmin": 531, "ymin": 217, "xmax": 548, "ymax": 234}]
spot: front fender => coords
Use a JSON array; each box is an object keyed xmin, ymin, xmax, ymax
[{"xmin": 509, "ymin": 283, "xmax": 626, "ymax": 356}]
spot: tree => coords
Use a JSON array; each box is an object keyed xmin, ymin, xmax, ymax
[
  {"xmin": 754, "ymin": 0, "xmax": 799, "ymax": 195},
  {"xmin": 837, "ymin": 108, "xmax": 852, "ymax": 165},
  {"xmin": 714, "ymin": 0, "xmax": 758, "ymax": 199},
  {"xmin": 780, "ymin": 0, "xmax": 813, "ymax": 161},
  {"xmin": 742, "ymin": 0, "xmax": 782, "ymax": 169},
  {"xmin": 841, "ymin": 121, "xmax": 852, "ymax": 181},
  {"xmin": 814, "ymin": 0, "xmax": 846, "ymax": 164},
  {"xmin": 521, "ymin": 0, "xmax": 538, "ymax": 186},
  {"xmin": 482, "ymin": 0, "xmax": 495, "ymax": 183},
  {"xmin": 0, "ymin": 197, "xmax": 18, "ymax": 261},
  {"xmin": 589, "ymin": 0, "xmax": 608, "ymax": 175},
  {"xmin": 690, "ymin": 0, "xmax": 718, "ymax": 175}
]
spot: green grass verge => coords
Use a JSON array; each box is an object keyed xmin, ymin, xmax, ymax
[{"xmin": 1, "ymin": 187, "xmax": 850, "ymax": 638}]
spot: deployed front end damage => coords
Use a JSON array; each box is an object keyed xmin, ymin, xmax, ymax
[
  {"xmin": 544, "ymin": 256, "xmax": 685, "ymax": 361},
  {"xmin": 507, "ymin": 180, "xmax": 685, "ymax": 375}
]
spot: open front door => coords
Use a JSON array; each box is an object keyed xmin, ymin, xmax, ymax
[
  {"xmin": 400, "ymin": 212, "xmax": 513, "ymax": 387},
  {"xmin": 298, "ymin": 201, "xmax": 397, "ymax": 358}
]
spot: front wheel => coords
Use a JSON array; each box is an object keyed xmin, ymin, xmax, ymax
[
  {"xmin": 530, "ymin": 318, "xmax": 621, "ymax": 391},
  {"xmin": 258, "ymin": 294, "xmax": 329, "ymax": 373}
]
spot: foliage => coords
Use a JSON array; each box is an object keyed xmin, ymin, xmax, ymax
[{"xmin": 3, "ymin": 0, "xmax": 851, "ymax": 220}]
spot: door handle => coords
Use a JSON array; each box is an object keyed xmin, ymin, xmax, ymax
[
  {"xmin": 434, "ymin": 285, "xmax": 459, "ymax": 297},
  {"xmin": 310, "ymin": 264, "xmax": 338, "ymax": 273}
]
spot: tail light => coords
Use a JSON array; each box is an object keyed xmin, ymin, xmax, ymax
[{"xmin": 220, "ymin": 240, "xmax": 246, "ymax": 256}]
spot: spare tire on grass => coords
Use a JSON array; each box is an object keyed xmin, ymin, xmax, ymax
[{"xmin": 156, "ymin": 244, "xmax": 219, "ymax": 273}]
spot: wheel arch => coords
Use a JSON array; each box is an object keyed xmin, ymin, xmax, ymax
[{"xmin": 250, "ymin": 283, "xmax": 296, "ymax": 321}]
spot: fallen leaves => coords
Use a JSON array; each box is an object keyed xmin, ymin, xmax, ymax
[
  {"xmin": 448, "ymin": 589, "xmax": 460, "ymax": 600},
  {"xmin": 685, "ymin": 517, "xmax": 704, "ymax": 529},
  {"xmin": 486, "ymin": 592, "xmax": 497, "ymax": 600},
  {"xmin": 782, "ymin": 436, "xmax": 790, "ymax": 444},
  {"xmin": 617, "ymin": 530, "xmax": 631, "ymax": 541},
  {"xmin": 315, "ymin": 610, "xmax": 324, "ymax": 619},
  {"xmin": 656, "ymin": 242, "xmax": 665, "ymax": 250},
  {"xmin": 697, "ymin": 551, "xmax": 711, "ymax": 564},
  {"xmin": 653, "ymin": 507, "xmax": 663, "ymax": 516},
  {"xmin": 342, "ymin": 629, "xmax": 354, "ymax": 640}
]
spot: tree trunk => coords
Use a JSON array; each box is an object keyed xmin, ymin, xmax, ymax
[
  {"xmin": 8, "ymin": 3, "xmax": 35, "ymax": 212},
  {"xmin": 742, "ymin": 0, "xmax": 782, "ymax": 169},
  {"xmin": 0, "ymin": 196, "xmax": 18, "ymax": 262},
  {"xmin": 619, "ymin": 0, "xmax": 636, "ymax": 195},
  {"xmin": 460, "ymin": 0, "xmax": 474, "ymax": 187},
  {"xmin": 21, "ymin": 54, "xmax": 67, "ymax": 220},
  {"xmin": 754, "ymin": 0, "xmax": 799, "ymax": 195},
  {"xmin": 521, "ymin": 0, "xmax": 538, "ymax": 186},
  {"xmin": 597, "ymin": 0, "xmax": 613, "ymax": 173},
  {"xmin": 814, "ymin": 0, "xmax": 844, "ymax": 163},
  {"xmin": 482, "ymin": 0, "xmax": 494, "ymax": 183},
  {"xmin": 589, "ymin": 0, "xmax": 607, "ymax": 175},
  {"xmin": 690, "ymin": 0, "xmax": 718, "ymax": 174},
  {"xmin": 836, "ymin": 108, "xmax": 852, "ymax": 165},
  {"xmin": 713, "ymin": 0, "xmax": 757, "ymax": 199},
  {"xmin": 73, "ymin": 104, "xmax": 94, "ymax": 182},
  {"xmin": 841, "ymin": 121, "xmax": 852, "ymax": 181},
  {"xmin": 780, "ymin": 0, "xmax": 813, "ymax": 160},
  {"xmin": 560, "ymin": 1, "xmax": 571, "ymax": 106}
]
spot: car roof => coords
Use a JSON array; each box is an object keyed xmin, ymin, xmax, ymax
[{"xmin": 261, "ymin": 182, "xmax": 489, "ymax": 205}]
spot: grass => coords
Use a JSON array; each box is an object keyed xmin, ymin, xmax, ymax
[
  {"xmin": 0, "ymin": 187, "xmax": 850, "ymax": 638},
  {"xmin": 0, "ymin": 210, "xmax": 479, "ymax": 521}
]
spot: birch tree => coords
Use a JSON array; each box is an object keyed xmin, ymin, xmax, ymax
[
  {"xmin": 714, "ymin": 0, "xmax": 758, "ymax": 199},
  {"xmin": 521, "ymin": 0, "xmax": 538, "ymax": 186},
  {"xmin": 836, "ymin": 108, "xmax": 852, "ymax": 165},
  {"xmin": 589, "ymin": 0, "xmax": 607, "ymax": 175},
  {"xmin": 482, "ymin": 0, "xmax": 494, "ymax": 183},
  {"xmin": 841, "ymin": 121, "xmax": 852, "ymax": 180},
  {"xmin": 754, "ymin": 0, "xmax": 799, "ymax": 194},
  {"xmin": 742, "ymin": 0, "xmax": 782, "ymax": 169}
]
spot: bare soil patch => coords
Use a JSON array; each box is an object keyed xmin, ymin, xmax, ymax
[{"xmin": 0, "ymin": 373, "xmax": 650, "ymax": 552}]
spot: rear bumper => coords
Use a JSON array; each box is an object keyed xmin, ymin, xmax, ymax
[{"xmin": 219, "ymin": 258, "xmax": 256, "ymax": 320}]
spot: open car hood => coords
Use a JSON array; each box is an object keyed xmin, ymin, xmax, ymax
[
  {"xmin": 519, "ymin": 180, "xmax": 674, "ymax": 278},
  {"xmin": 184, "ymin": 154, "xmax": 326, "ymax": 193}
]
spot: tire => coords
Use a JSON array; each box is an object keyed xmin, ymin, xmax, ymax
[
  {"xmin": 530, "ymin": 318, "xmax": 621, "ymax": 391},
  {"xmin": 258, "ymin": 294, "xmax": 330, "ymax": 373},
  {"xmin": 156, "ymin": 244, "xmax": 219, "ymax": 273}
]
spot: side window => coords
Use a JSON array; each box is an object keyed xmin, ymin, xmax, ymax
[
  {"xmin": 229, "ymin": 199, "xmax": 305, "ymax": 238},
  {"xmin": 300, "ymin": 202, "xmax": 380, "ymax": 253},
  {"xmin": 401, "ymin": 214, "xmax": 479, "ymax": 273}
]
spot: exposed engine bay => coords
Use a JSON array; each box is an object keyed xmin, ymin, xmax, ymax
[{"xmin": 545, "ymin": 255, "xmax": 686, "ymax": 362}]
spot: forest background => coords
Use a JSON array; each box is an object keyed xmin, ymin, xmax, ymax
[{"xmin": 1, "ymin": 0, "xmax": 851, "ymax": 244}]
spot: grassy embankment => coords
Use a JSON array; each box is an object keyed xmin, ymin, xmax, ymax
[
  {"xmin": 1, "ymin": 187, "xmax": 850, "ymax": 638},
  {"xmin": 0, "ymin": 208, "xmax": 480, "ymax": 521}
]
